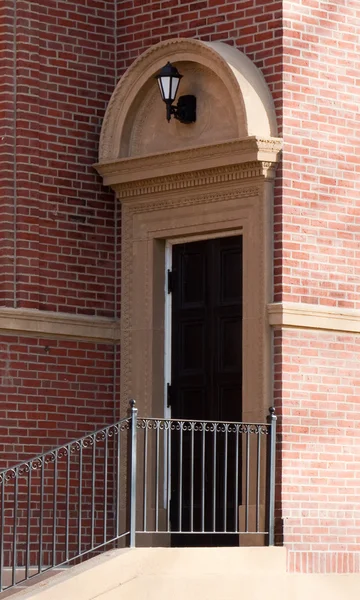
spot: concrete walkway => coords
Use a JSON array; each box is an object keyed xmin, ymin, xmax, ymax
[{"xmin": 3, "ymin": 547, "xmax": 360, "ymax": 600}]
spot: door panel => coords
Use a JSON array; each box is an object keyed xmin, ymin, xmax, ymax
[
  {"xmin": 218, "ymin": 316, "xmax": 242, "ymax": 371},
  {"xmin": 170, "ymin": 236, "xmax": 243, "ymax": 546},
  {"xmin": 180, "ymin": 320, "xmax": 205, "ymax": 372}
]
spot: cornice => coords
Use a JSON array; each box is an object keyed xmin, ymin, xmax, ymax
[
  {"xmin": 0, "ymin": 307, "xmax": 120, "ymax": 343},
  {"xmin": 268, "ymin": 302, "xmax": 360, "ymax": 335},
  {"xmin": 94, "ymin": 136, "xmax": 282, "ymax": 193}
]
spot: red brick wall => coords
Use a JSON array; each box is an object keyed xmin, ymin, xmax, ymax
[
  {"xmin": 0, "ymin": 0, "xmax": 15, "ymax": 306},
  {"xmin": 0, "ymin": 336, "xmax": 117, "ymax": 470},
  {"xmin": 0, "ymin": 0, "xmax": 120, "ymax": 484},
  {"xmin": 2, "ymin": 0, "xmax": 118, "ymax": 315},
  {"xmin": 275, "ymin": 328, "xmax": 360, "ymax": 572},
  {"xmin": 278, "ymin": 0, "xmax": 360, "ymax": 305},
  {"xmin": 272, "ymin": 0, "xmax": 360, "ymax": 573}
]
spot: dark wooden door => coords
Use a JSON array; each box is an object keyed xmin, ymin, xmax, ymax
[{"xmin": 170, "ymin": 235, "xmax": 242, "ymax": 546}]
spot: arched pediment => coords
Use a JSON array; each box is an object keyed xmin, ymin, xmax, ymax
[{"xmin": 98, "ymin": 38, "xmax": 278, "ymax": 162}]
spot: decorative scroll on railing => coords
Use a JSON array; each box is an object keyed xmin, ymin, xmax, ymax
[
  {"xmin": 0, "ymin": 404, "xmax": 276, "ymax": 594},
  {"xmin": 0, "ymin": 418, "xmax": 130, "ymax": 592}
]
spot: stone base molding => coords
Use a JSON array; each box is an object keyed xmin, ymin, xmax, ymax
[
  {"xmin": 0, "ymin": 307, "xmax": 120, "ymax": 342},
  {"xmin": 268, "ymin": 302, "xmax": 360, "ymax": 335}
]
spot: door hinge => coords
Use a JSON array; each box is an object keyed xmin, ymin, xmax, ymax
[
  {"xmin": 167, "ymin": 269, "xmax": 173, "ymax": 294},
  {"xmin": 167, "ymin": 382, "xmax": 172, "ymax": 408}
]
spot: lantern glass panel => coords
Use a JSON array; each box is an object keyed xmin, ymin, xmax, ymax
[
  {"xmin": 157, "ymin": 77, "xmax": 164, "ymax": 99},
  {"xmin": 160, "ymin": 76, "xmax": 171, "ymax": 101},
  {"xmin": 171, "ymin": 77, "xmax": 180, "ymax": 101}
]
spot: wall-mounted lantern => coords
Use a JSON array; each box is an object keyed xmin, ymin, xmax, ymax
[{"xmin": 156, "ymin": 62, "xmax": 196, "ymax": 124}]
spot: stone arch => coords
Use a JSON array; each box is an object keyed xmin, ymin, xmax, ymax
[{"xmin": 99, "ymin": 38, "xmax": 278, "ymax": 161}]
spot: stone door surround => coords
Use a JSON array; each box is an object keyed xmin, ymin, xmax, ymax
[{"xmin": 95, "ymin": 38, "xmax": 282, "ymax": 421}]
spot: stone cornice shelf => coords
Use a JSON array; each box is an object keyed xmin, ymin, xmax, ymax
[
  {"xmin": 94, "ymin": 136, "xmax": 283, "ymax": 197},
  {"xmin": 0, "ymin": 307, "xmax": 120, "ymax": 342},
  {"xmin": 268, "ymin": 302, "xmax": 360, "ymax": 335}
]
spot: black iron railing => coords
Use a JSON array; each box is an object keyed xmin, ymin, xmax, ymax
[
  {"xmin": 0, "ymin": 417, "xmax": 131, "ymax": 592},
  {"xmin": 132, "ymin": 405, "xmax": 277, "ymax": 543},
  {"xmin": 0, "ymin": 403, "xmax": 277, "ymax": 593}
]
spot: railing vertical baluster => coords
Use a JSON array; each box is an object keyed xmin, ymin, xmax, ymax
[
  {"xmin": 212, "ymin": 426, "xmax": 217, "ymax": 532},
  {"xmin": 223, "ymin": 426, "xmax": 228, "ymax": 532},
  {"xmin": 178, "ymin": 424, "xmax": 183, "ymax": 532},
  {"xmin": 245, "ymin": 430, "xmax": 250, "ymax": 532},
  {"xmin": 129, "ymin": 400, "xmax": 138, "ymax": 548},
  {"xmin": 26, "ymin": 466, "xmax": 31, "ymax": 580},
  {"xmin": 91, "ymin": 437, "xmax": 96, "ymax": 549},
  {"xmin": 0, "ymin": 479, "xmax": 4, "ymax": 592},
  {"xmin": 256, "ymin": 433, "xmax": 261, "ymax": 532},
  {"xmin": 234, "ymin": 425, "xmax": 239, "ymax": 533},
  {"xmin": 143, "ymin": 426, "xmax": 148, "ymax": 532},
  {"xmin": 53, "ymin": 452, "xmax": 58, "ymax": 567},
  {"xmin": 201, "ymin": 425, "xmax": 205, "ymax": 533},
  {"xmin": 78, "ymin": 445, "xmax": 83, "ymax": 555},
  {"xmin": 65, "ymin": 447, "xmax": 70, "ymax": 563},
  {"xmin": 39, "ymin": 462, "xmax": 44, "ymax": 573},
  {"xmin": 155, "ymin": 423, "xmax": 160, "ymax": 532},
  {"xmin": 12, "ymin": 471, "xmax": 18, "ymax": 587},
  {"xmin": 190, "ymin": 424, "xmax": 194, "ymax": 532},
  {"xmin": 268, "ymin": 407, "xmax": 277, "ymax": 546},
  {"xmin": 116, "ymin": 430, "xmax": 120, "ymax": 538},
  {"xmin": 104, "ymin": 436, "xmax": 108, "ymax": 544},
  {"xmin": 166, "ymin": 423, "xmax": 171, "ymax": 532}
]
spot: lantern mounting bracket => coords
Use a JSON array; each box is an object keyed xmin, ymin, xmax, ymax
[{"xmin": 167, "ymin": 95, "xmax": 196, "ymax": 124}]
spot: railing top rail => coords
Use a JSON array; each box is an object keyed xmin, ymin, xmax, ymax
[
  {"xmin": 0, "ymin": 415, "xmax": 130, "ymax": 478},
  {"xmin": 138, "ymin": 417, "xmax": 270, "ymax": 427}
]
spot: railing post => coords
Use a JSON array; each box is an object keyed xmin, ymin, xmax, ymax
[
  {"xmin": 268, "ymin": 406, "xmax": 277, "ymax": 546},
  {"xmin": 129, "ymin": 400, "xmax": 138, "ymax": 548}
]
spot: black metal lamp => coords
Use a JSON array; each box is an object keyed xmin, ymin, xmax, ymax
[{"xmin": 156, "ymin": 62, "xmax": 196, "ymax": 124}]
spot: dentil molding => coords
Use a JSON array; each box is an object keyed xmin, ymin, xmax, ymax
[
  {"xmin": 268, "ymin": 302, "xmax": 360, "ymax": 335},
  {"xmin": 0, "ymin": 307, "xmax": 120, "ymax": 342}
]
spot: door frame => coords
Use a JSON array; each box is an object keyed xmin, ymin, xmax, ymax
[{"xmin": 164, "ymin": 241, "xmax": 172, "ymax": 420}]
